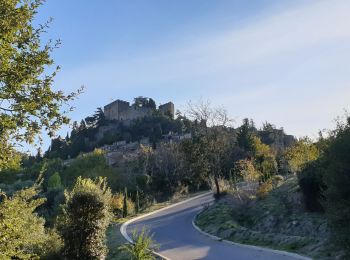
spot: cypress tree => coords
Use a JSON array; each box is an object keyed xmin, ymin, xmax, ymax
[
  {"xmin": 135, "ymin": 188, "xmax": 140, "ymax": 214},
  {"xmin": 123, "ymin": 187, "xmax": 128, "ymax": 218}
]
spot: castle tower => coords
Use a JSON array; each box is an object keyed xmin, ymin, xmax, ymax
[
  {"xmin": 104, "ymin": 100, "xmax": 130, "ymax": 120},
  {"xmin": 159, "ymin": 102, "xmax": 175, "ymax": 118}
]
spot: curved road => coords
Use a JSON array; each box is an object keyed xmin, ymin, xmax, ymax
[{"xmin": 125, "ymin": 192, "xmax": 309, "ymax": 260}]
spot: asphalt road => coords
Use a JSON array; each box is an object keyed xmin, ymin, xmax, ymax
[{"xmin": 126, "ymin": 192, "xmax": 309, "ymax": 260}]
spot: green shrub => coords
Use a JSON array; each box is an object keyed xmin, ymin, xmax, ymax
[
  {"xmin": 60, "ymin": 152, "xmax": 119, "ymax": 190},
  {"xmin": 298, "ymin": 161, "xmax": 325, "ymax": 212},
  {"xmin": 39, "ymin": 187, "xmax": 65, "ymax": 227},
  {"xmin": 47, "ymin": 172, "xmax": 62, "ymax": 189},
  {"xmin": 58, "ymin": 177, "xmax": 112, "ymax": 259},
  {"xmin": 111, "ymin": 192, "xmax": 135, "ymax": 218},
  {"xmin": 0, "ymin": 185, "xmax": 61, "ymax": 259}
]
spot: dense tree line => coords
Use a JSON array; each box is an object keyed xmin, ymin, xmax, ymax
[{"xmin": 295, "ymin": 117, "xmax": 350, "ymax": 254}]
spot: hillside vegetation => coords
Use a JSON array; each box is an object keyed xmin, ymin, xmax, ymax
[
  {"xmin": 196, "ymin": 177, "xmax": 335, "ymax": 259},
  {"xmin": 196, "ymin": 116, "xmax": 350, "ymax": 259}
]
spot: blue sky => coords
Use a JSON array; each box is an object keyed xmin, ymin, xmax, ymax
[{"xmin": 32, "ymin": 0, "xmax": 350, "ymax": 152}]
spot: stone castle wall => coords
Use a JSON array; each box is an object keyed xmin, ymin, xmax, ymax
[
  {"xmin": 159, "ymin": 102, "xmax": 175, "ymax": 117},
  {"xmin": 104, "ymin": 100, "xmax": 130, "ymax": 121},
  {"xmin": 104, "ymin": 98, "xmax": 174, "ymax": 121}
]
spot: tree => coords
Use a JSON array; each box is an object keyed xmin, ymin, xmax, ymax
[
  {"xmin": 85, "ymin": 107, "xmax": 106, "ymax": 128},
  {"xmin": 298, "ymin": 160, "xmax": 325, "ymax": 212},
  {"xmin": 47, "ymin": 172, "xmax": 62, "ymax": 189},
  {"xmin": 58, "ymin": 177, "xmax": 112, "ymax": 259},
  {"xmin": 148, "ymin": 98, "xmax": 156, "ymax": 110},
  {"xmin": 146, "ymin": 143, "xmax": 186, "ymax": 198},
  {"xmin": 186, "ymin": 99, "xmax": 233, "ymax": 198},
  {"xmin": 180, "ymin": 138, "xmax": 210, "ymax": 191},
  {"xmin": 284, "ymin": 138, "xmax": 319, "ymax": 173},
  {"xmin": 236, "ymin": 118, "xmax": 255, "ymax": 153},
  {"xmin": 135, "ymin": 188, "xmax": 140, "ymax": 214},
  {"xmin": 123, "ymin": 187, "xmax": 128, "ymax": 218},
  {"xmin": 252, "ymin": 136, "xmax": 277, "ymax": 182},
  {"xmin": 323, "ymin": 117, "xmax": 350, "ymax": 254},
  {"xmin": 0, "ymin": 185, "xmax": 61, "ymax": 259},
  {"xmin": 0, "ymin": 0, "xmax": 81, "ymax": 169},
  {"xmin": 233, "ymin": 159, "xmax": 260, "ymax": 195}
]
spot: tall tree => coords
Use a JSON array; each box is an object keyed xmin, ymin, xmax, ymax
[
  {"xmin": 186, "ymin": 99, "xmax": 233, "ymax": 197},
  {"xmin": 283, "ymin": 138, "xmax": 319, "ymax": 173},
  {"xmin": 85, "ymin": 107, "xmax": 106, "ymax": 128},
  {"xmin": 0, "ymin": 0, "xmax": 81, "ymax": 169},
  {"xmin": 236, "ymin": 118, "xmax": 255, "ymax": 153},
  {"xmin": 323, "ymin": 117, "xmax": 350, "ymax": 254}
]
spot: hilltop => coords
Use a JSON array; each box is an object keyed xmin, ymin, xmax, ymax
[{"xmin": 44, "ymin": 97, "xmax": 295, "ymax": 163}]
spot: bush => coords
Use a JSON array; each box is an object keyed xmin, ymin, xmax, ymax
[
  {"xmin": 298, "ymin": 161, "xmax": 325, "ymax": 212},
  {"xmin": 47, "ymin": 172, "xmax": 62, "ymax": 189},
  {"xmin": 257, "ymin": 180, "xmax": 273, "ymax": 199},
  {"xmin": 60, "ymin": 152, "xmax": 119, "ymax": 190},
  {"xmin": 39, "ymin": 187, "xmax": 65, "ymax": 227},
  {"xmin": 58, "ymin": 177, "xmax": 112, "ymax": 259},
  {"xmin": 111, "ymin": 192, "xmax": 135, "ymax": 218}
]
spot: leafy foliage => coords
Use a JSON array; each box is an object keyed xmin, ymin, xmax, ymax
[
  {"xmin": 237, "ymin": 118, "xmax": 256, "ymax": 153},
  {"xmin": 60, "ymin": 150, "xmax": 118, "ymax": 189},
  {"xmin": 298, "ymin": 161, "xmax": 325, "ymax": 212},
  {"xmin": 120, "ymin": 227, "xmax": 158, "ymax": 260},
  {"xmin": 323, "ymin": 117, "xmax": 350, "ymax": 253},
  {"xmin": 111, "ymin": 192, "xmax": 135, "ymax": 218},
  {"xmin": 57, "ymin": 177, "xmax": 112, "ymax": 259},
  {"xmin": 284, "ymin": 138, "xmax": 319, "ymax": 173},
  {"xmin": 0, "ymin": 0, "xmax": 81, "ymax": 169},
  {"xmin": 47, "ymin": 172, "xmax": 62, "ymax": 189},
  {"xmin": 0, "ymin": 185, "xmax": 62, "ymax": 259}
]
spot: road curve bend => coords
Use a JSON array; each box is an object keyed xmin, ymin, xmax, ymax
[{"xmin": 121, "ymin": 192, "xmax": 311, "ymax": 260}]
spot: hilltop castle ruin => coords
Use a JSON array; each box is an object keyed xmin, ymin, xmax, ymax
[{"xmin": 104, "ymin": 97, "xmax": 174, "ymax": 122}]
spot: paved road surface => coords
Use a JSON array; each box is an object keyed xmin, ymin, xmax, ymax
[{"xmin": 126, "ymin": 192, "xmax": 309, "ymax": 260}]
